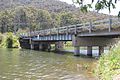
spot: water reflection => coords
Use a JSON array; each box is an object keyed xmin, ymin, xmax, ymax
[{"xmin": 0, "ymin": 48, "xmax": 97, "ymax": 80}]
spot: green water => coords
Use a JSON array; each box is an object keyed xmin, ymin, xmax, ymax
[{"xmin": 0, "ymin": 48, "xmax": 97, "ymax": 80}]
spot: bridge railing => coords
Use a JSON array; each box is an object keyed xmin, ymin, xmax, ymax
[{"xmin": 20, "ymin": 17, "xmax": 120, "ymax": 37}]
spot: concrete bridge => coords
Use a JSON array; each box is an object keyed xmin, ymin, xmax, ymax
[{"xmin": 19, "ymin": 17, "xmax": 120, "ymax": 56}]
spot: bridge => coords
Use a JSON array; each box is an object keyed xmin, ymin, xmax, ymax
[{"xmin": 19, "ymin": 17, "xmax": 120, "ymax": 56}]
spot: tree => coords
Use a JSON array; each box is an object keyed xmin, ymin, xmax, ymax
[
  {"xmin": 14, "ymin": 7, "xmax": 28, "ymax": 30},
  {"xmin": 36, "ymin": 9, "xmax": 52, "ymax": 30},
  {"xmin": 59, "ymin": 12, "xmax": 76, "ymax": 26},
  {"xmin": 24, "ymin": 6, "xmax": 38, "ymax": 31},
  {"xmin": 0, "ymin": 10, "xmax": 15, "ymax": 33},
  {"xmin": 72, "ymin": 0, "xmax": 120, "ymax": 16},
  {"xmin": 51, "ymin": 13, "xmax": 61, "ymax": 28}
]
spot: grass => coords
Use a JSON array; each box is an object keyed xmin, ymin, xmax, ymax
[{"xmin": 95, "ymin": 42, "xmax": 120, "ymax": 80}]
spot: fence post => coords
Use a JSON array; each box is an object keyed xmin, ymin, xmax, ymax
[
  {"xmin": 50, "ymin": 29, "xmax": 51, "ymax": 40},
  {"xmin": 66, "ymin": 26, "xmax": 69, "ymax": 40},
  {"xmin": 44, "ymin": 30, "xmax": 46, "ymax": 36},
  {"xmin": 89, "ymin": 20, "xmax": 92, "ymax": 33},
  {"xmin": 109, "ymin": 18, "xmax": 112, "ymax": 32},
  {"xmin": 74, "ymin": 25, "xmax": 77, "ymax": 34},
  {"xmin": 57, "ymin": 28, "xmax": 59, "ymax": 40},
  {"xmin": 66, "ymin": 26, "xmax": 69, "ymax": 35},
  {"xmin": 43, "ymin": 30, "xmax": 46, "ymax": 40},
  {"xmin": 57, "ymin": 28, "xmax": 59, "ymax": 35}
]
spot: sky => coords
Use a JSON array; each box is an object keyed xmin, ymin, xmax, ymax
[{"xmin": 59, "ymin": 0, "xmax": 120, "ymax": 15}]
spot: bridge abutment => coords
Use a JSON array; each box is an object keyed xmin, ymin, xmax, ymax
[{"xmin": 72, "ymin": 35, "xmax": 118, "ymax": 57}]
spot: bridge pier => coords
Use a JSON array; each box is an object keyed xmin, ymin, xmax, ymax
[
  {"xmin": 74, "ymin": 46, "xmax": 80, "ymax": 56},
  {"xmin": 30, "ymin": 41, "xmax": 51, "ymax": 51},
  {"xmin": 40, "ymin": 43, "xmax": 50, "ymax": 51},
  {"xmin": 46, "ymin": 43, "xmax": 51, "ymax": 52},
  {"xmin": 87, "ymin": 46, "xmax": 92, "ymax": 56},
  {"xmin": 39, "ymin": 44, "xmax": 42, "ymax": 50},
  {"xmin": 30, "ymin": 44, "xmax": 34, "ymax": 50}
]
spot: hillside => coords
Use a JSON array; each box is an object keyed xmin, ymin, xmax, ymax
[
  {"xmin": 0, "ymin": 0, "xmax": 111, "ymax": 33},
  {"xmin": 0, "ymin": 0, "xmax": 76, "ymax": 12},
  {"xmin": 0, "ymin": 0, "xmax": 108, "ymax": 21}
]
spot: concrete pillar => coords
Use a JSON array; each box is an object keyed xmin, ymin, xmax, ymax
[
  {"xmin": 47, "ymin": 44, "xmax": 51, "ymax": 52},
  {"xmin": 74, "ymin": 46, "xmax": 80, "ymax": 56},
  {"xmin": 87, "ymin": 46, "xmax": 92, "ymax": 56},
  {"xmin": 30, "ymin": 44, "xmax": 34, "ymax": 50},
  {"xmin": 41, "ymin": 43, "xmax": 48, "ymax": 51},
  {"xmin": 39, "ymin": 44, "xmax": 42, "ymax": 50},
  {"xmin": 99, "ymin": 46, "xmax": 104, "ymax": 55}
]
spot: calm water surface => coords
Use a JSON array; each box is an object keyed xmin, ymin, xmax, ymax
[{"xmin": 0, "ymin": 48, "xmax": 97, "ymax": 80}]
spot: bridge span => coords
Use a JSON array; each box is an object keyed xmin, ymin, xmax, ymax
[{"xmin": 19, "ymin": 17, "xmax": 120, "ymax": 57}]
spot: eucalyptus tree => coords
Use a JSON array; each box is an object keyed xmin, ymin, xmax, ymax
[
  {"xmin": 24, "ymin": 6, "xmax": 38, "ymax": 31},
  {"xmin": 14, "ymin": 7, "xmax": 28, "ymax": 31},
  {"xmin": 51, "ymin": 13, "xmax": 61, "ymax": 28},
  {"xmin": 36, "ymin": 9, "xmax": 52, "ymax": 30},
  {"xmin": 72, "ymin": 0, "xmax": 119, "ymax": 16},
  {"xmin": 14, "ymin": 6, "xmax": 39, "ymax": 31},
  {"xmin": 59, "ymin": 12, "xmax": 80, "ymax": 26},
  {"xmin": 0, "ymin": 10, "xmax": 15, "ymax": 33}
]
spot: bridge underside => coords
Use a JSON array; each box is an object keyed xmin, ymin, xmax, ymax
[{"xmin": 32, "ymin": 34, "xmax": 73, "ymax": 41}]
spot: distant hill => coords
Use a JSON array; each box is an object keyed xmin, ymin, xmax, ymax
[
  {"xmin": 0, "ymin": 0, "xmax": 76, "ymax": 12},
  {"xmin": 0, "ymin": 0, "xmax": 109, "ymax": 21}
]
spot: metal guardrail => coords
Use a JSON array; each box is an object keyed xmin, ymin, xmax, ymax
[{"xmin": 20, "ymin": 17, "xmax": 120, "ymax": 37}]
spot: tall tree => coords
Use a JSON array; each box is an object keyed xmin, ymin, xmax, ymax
[
  {"xmin": 36, "ymin": 9, "xmax": 52, "ymax": 30},
  {"xmin": 0, "ymin": 10, "xmax": 14, "ymax": 33},
  {"xmin": 59, "ymin": 12, "xmax": 75, "ymax": 26},
  {"xmin": 58, "ymin": 12, "xmax": 82, "ymax": 27},
  {"xmin": 73, "ymin": 0, "xmax": 119, "ymax": 16}
]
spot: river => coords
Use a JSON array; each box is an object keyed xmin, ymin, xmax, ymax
[{"xmin": 0, "ymin": 48, "xmax": 97, "ymax": 80}]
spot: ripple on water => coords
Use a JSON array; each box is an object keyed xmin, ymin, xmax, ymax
[{"xmin": 0, "ymin": 49, "xmax": 97, "ymax": 80}]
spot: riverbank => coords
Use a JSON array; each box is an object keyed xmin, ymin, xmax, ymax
[{"xmin": 95, "ymin": 42, "xmax": 120, "ymax": 80}]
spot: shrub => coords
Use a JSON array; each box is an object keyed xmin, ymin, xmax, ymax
[
  {"xmin": 95, "ymin": 42, "xmax": 120, "ymax": 80},
  {"xmin": 0, "ymin": 32, "xmax": 20, "ymax": 48}
]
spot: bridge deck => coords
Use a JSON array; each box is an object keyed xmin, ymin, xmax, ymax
[
  {"xmin": 20, "ymin": 17, "xmax": 120, "ymax": 40},
  {"xmin": 78, "ymin": 31, "xmax": 120, "ymax": 37}
]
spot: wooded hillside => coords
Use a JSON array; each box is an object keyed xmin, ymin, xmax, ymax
[{"xmin": 0, "ymin": 0, "xmax": 109, "ymax": 33}]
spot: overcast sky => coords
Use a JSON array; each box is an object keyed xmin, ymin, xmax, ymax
[{"xmin": 59, "ymin": 0, "xmax": 120, "ymax": 15}]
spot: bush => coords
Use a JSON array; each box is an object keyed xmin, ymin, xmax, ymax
[
  {"xmin": 6, "ymin": 35, "xmax": 13, "ymax": 48},
  {"xmin": 0, "ymin": 32, "xmax": 20, "ymax": 48},
  {"xmin": 95, "ymin": 43, "xmax": 120, "ymax": 80}
]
